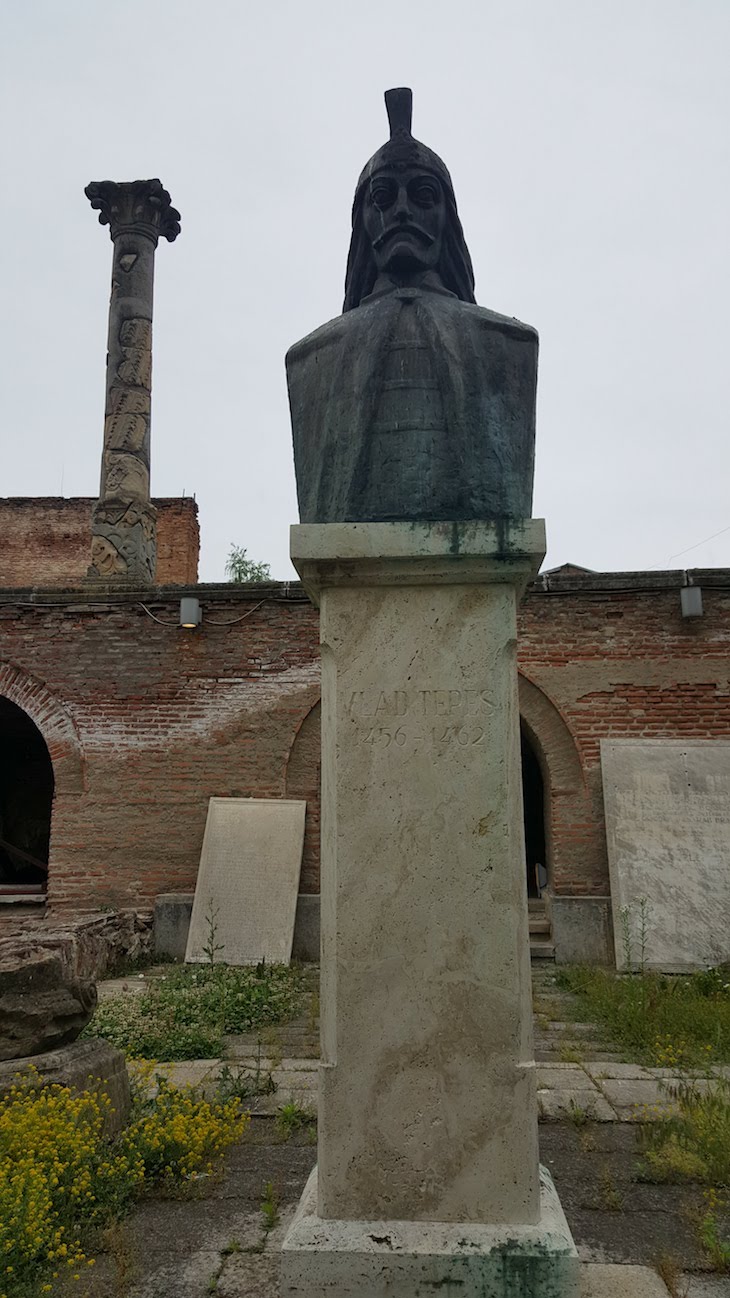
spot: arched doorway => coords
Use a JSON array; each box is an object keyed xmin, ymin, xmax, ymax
[
  {"xmin": 521, "ymin": 726, "xmax": 547, "ymax": 899},
  {"xmin": 0, "ymin": 696, "xmax": 54, "ymax": 895}
]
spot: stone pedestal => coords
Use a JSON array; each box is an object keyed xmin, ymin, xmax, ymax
[
  {"xmin": 0, "ymin": 1038, "xmax": 131, "ymax": 1137},
  {"xmin": 282, "ymin": 520, "xmax": 579, "ymax": 1296}
]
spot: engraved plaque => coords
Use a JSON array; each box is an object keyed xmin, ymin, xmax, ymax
[
  {"xmin": 602, "ymin": 740, "xmax": 730, "ymax": 970},
  {"xmin": 185, "ymin": 797, "xmax": 306, "ymax": 965}
]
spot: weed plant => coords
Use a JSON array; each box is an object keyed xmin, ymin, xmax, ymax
[
  {"xmin": 85, "ymin": 962, "xmax": 302, "ymax": 1061},
  {"xmin": 555, "ymin": 965, "xmax": 730, "ymax": 1066},
  {"xmin": 275, "ymin": 1101, "xmax": 315, "ymax": 1140},
  {"xmin": 640, "ymin": 1075, "xmax": 730, "ymax": 1186},
  {"xmin": 0, "ymin": 1066, "xmax": 246, "ymax": 1297},
  {"xmin": 639, "ymin": 1074, "xmax": 730, "ymax": 1271},
  {"xmin": 260, "ymin": 1180, "xmax": 280, "ymax": 1231},
  {"xmin": 215, "ymin": 1058, "xmax": 277, "ymax": 1103}
]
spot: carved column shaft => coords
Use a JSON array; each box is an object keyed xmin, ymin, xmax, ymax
[{"xmin": 85, "ymin": 180, "xmax": 180, "ymax": 583}]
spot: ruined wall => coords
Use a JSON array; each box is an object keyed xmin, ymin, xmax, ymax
[
  {"xmin": 0, "ymin": 568, "xmax": 728, "ymax": 912},
  {"xmin": 0, "ymin": 498, "xmax": 199, "ymax": 587}
]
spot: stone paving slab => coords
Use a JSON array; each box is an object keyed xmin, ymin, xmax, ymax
[
  {"xmin": 217, "ymin": 1253, "xmax": 279, "ymax": 1298},
  {"xmin": 585, "ymin": 1063, "xmax": 652, "ymax": 1081},
  {"xmin": 537, "ymin": 1065, "xmax": 598, "ymax": 1090},
  {"xmin": 683, "ymin": 1277, "xmax": 730, "ymax": 1296},
  {"xmin": 545, "ymin": 1021, "xmax": 605, "ymax": 1035},
  {"xmin": 127, "ymin": 1247, "xmax": 222, "ymax": 1297},
  {"xmin": 214, "ymin": 1057, "xmax": 319, "ymax": 1073},
  {"xmin": 129, "ymin": 1059, "xmax": 221, "ymax": 1096},
  {"xmin": 580, "ymin": 1263, "xmax": 670, "ymax": 1296},
  {"xmin": 245, "ymin": 1087, "xmax": 318, "ymax": 1117},
  {"xmin": 538, "ymin": 1087, "xmax": 616, "ymax": 1122},
  {"xmin": 596, "ymin": 1077, "xmax": 674, "ymax": 1118},
  {"xmin": 98, "ymin": 975, "xmax": 150, "ymax": 998}
]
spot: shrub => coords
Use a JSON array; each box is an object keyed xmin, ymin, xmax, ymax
[
  {"xmin": 85, "ymin": 962, "xmax": 302, "ymax": 1061},
  {"xmin": 0, "ymin": 1067, "xmax": 246, "ymax": 1297}
]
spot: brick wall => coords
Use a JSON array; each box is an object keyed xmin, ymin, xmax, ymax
[
  {"xmin": 517, "ymin": 570, "xmax": 730, "ymax": 895},
  {"xmin": 0, "ymin": 586, "xmax": 319, "ymax": 909},
  {"xmin": 1, "ymin": 565, "xmax": 728, "ymax": 912},
  {"xmin": 0, "ymin": 498, "xmax": 199, "ymax": 587}
]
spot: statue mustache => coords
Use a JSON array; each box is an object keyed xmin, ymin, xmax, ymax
[{"xmin": 372, "ymin": 222, "xmax": 435, "ymax": 251}]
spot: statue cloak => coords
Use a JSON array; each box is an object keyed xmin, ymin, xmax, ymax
[{"xmin": 286, "ymin": 287, "xmax": 538, "ymax": 524}]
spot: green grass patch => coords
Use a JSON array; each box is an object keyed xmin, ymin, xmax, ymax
[
  {"xmin": 554, "ymin": 965, "xmax": 730, "ymax": 1067},
  {"xmin": 84, "ymin": 962, "xmax": 302, "ymax": 1061}
]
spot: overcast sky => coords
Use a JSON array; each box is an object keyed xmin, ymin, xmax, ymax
[{"xmin": 2, "ymin": 1, "xmax": 729, "ymax": 581}]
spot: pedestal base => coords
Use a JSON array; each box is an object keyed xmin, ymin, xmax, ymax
[{"xmin": 281, "ymin": 1166, "xmax": 580, "ymax": 1297}]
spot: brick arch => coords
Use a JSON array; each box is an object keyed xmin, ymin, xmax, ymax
[
  {"xmin": 0, "ymin": 662, "xmax": 84, "ymax": 795},
  {"xmin": 285, "ymin": 700, "xmax": 321, "ymax": 895},
  {"xmin": 518, "ymin": 673, "xmax": 585, "ymax": 796},
  {"xmin": 518, "ymin": 672, "xmax": 605, "ymax": 894}
]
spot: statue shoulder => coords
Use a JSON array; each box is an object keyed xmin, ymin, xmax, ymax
[
  {"xmin": 445, "ymin": 298, "xmax": 538, "ymax": 345},
  {"xmin": 286, "ymin": 302, "xmax": 379, "ymax": 371}
]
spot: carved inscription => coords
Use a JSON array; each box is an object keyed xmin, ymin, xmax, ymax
[{"xmin": 348, "ymin": 688, "xmax": 491, "ymax": 753}]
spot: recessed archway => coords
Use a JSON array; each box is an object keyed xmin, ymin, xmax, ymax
[
  {"xmin": 521, "ymin": 726, "xmax": 546, "ymax": 898},
  {"xmin": 518, "ymin": 671, "xmax": 604, "ymax": 898},
  {"xmin": 0, "ymin": 696, "xmax": 54, "ymax": 892}
]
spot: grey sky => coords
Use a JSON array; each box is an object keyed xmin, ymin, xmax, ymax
[{"xmin": 2, "ymin": 0, "xmax": 728, "ymax": 581}]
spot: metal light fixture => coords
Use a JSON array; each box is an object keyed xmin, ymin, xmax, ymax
[
  {"xmin": 179, "ymin": 597, "xmax": 202, "ymax": 628},
  {"xmin": 680, "ymin": 584, "xmax": 703, "ymax": 619}
]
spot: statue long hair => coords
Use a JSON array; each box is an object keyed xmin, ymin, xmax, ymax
[{"xmin": 343, "ymin": 88, "xmax": 476, "ymax": 313}]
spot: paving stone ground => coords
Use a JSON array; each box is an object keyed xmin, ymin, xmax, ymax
[
  {"xmin": 111, "ymin": 964, "xmax": 727, "ymax": 1123},
  {"xmin": 88, "ymin": 963, "xmax": 730, "ymax": 1295},
  {"xmin": 70, "ymin": 1118, "xmax": 729, "ymax": 1297}
]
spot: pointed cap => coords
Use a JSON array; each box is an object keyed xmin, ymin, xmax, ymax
[
  {"xmin": 354, "ymin": 87, "xmax": 454, "ymax": 199},
  {"xmin": 385, "ymin": 87, "xmax": 413, "ymax": 136}
]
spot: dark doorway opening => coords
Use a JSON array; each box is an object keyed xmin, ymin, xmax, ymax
[
  {"xmin": 0, "ymin": 697, "xmax": 53, "ymax": 891},
  {"xmin": 521, "ymin": 728, "xmax": 546, "ymax": 899}
]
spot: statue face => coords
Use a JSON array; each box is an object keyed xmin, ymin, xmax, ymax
[{"xmin": 363, "ymin": 167, "xmax": 445, "ymax": 276}]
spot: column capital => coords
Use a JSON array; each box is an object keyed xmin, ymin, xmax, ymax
[{"xmin": 85, "ymin": 178, "xmax": 181, "ymax": 244}]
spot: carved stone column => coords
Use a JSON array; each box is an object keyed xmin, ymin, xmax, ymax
[{"xmin": 85, "ymin": 179, "xmax": 180, "ymax": 583}]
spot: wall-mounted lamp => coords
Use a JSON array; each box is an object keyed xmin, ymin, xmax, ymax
[
  {"xmin": 180, "ymin": 597, "xmax": 202, "ymax": 629},
  {"xmin": 680, "ymin": 584, "xmax": 703, "ymax": 619}
]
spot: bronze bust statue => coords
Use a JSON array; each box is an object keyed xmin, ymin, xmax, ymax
[{"xmin": 287, "ymin": 88, "xmax": 538, "ymax": 524}]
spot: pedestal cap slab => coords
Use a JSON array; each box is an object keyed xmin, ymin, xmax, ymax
[{"xmin": 291, "ymin": 518, "xmax": 546, "ymax": 596}]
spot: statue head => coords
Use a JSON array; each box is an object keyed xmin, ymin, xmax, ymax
[{"xmin": 343, "ymin": 88, "xmax": 476, "ymax": 312}]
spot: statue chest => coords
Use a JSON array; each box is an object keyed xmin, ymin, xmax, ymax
[
  {"xmin": 364, "ymin": 301, "xmax": 453, "ymax": 518},
  {"xmin": 371, "ymin": 301, "xmax": 447, "ymax": 438}
]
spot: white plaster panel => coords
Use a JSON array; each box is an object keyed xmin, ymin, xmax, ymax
[
  {"xmin": 602, "ymin": 740, "xmax": 730, "ymax": 970},
  {"xmin": 185, "ymin": 797, "xmax": 306, "ymax": 965}
]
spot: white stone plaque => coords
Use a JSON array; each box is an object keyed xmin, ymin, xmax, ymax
[
  {"xmin": 602, "ymin": 740, "xmax": 730, "ymax": 971},
  {"xmin": 185, "ymin": 797, "xmax": 306, "ymax": 965}
]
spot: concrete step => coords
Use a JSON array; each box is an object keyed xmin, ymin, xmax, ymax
[
  {"xmin": 530, "ymin": 940, "xmax": 556, "ymax": 961},
  {"xmin": 529, "ymin": 916, "xmax": 551, "ymax": 935}
]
